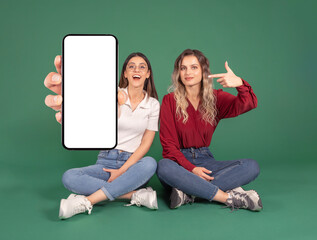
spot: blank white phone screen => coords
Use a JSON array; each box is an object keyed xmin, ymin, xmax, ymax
[{"xmin": 62, "ymin": 35, "xmax": 117, "ymax": 149}]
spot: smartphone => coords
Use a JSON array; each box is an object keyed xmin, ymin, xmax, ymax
[{"xmin": 62, "ymin": 34, "xmax": 117, "ymax": 150}]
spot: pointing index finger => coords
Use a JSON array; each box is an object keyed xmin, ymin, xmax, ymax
[{"xmin": 208, "ymin": 73, "xmax": 226, "ymax": 78}]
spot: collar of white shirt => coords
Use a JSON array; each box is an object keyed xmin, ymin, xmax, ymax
[{"xmin": 122, "ymin": 87, "xmax": 150, "ymax": 109}]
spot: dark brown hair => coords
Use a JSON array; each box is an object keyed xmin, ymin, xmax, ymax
[{"xmin": 119, "ymin": 52, "xmax": 158, "ymax": 100}]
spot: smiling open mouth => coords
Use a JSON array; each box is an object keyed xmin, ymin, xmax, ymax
[{"xmin": 133, "ymin": 75, "xmax": 141, "ymax": 80}]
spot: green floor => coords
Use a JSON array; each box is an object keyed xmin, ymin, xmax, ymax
[{"xmin": 1, "ymin": 137, "xmax": 317, "ymax": 240}]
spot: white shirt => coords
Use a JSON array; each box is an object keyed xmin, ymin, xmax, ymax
[{"xmin": 116, "ymin": 88, "xmax": 160, "ymax": 152}]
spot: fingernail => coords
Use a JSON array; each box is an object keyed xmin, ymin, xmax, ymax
[
  {"xmin": 52, "ymin": 74, "xmax": 60, "ymax": 82},
  {"xmin": 54, "ymin": 96, "xmax": 61, "ymax": 103}
]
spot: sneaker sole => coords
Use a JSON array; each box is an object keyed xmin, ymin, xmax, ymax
[
  {"xmin": 247, "ymin": 191, "xmax": 263, "ymax": 211},
  {"xmin": 59, "ymin": 199, "xmax": 66, "ymax": 219},
  {"xmin": 143, "ymin": 187, "xmax": 158, "ymax": 209},
  {"xmin": 170, "ymin": 188, "xmax": 182, "ymax": 209},
  {"xmin": 149, "ymin": 191, "xmax": 158, "ymax": 209}
]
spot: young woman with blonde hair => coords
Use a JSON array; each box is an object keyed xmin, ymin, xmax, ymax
[{"xmin": 157, "ymin": 49, "xmax": 262, "ymax": 211}]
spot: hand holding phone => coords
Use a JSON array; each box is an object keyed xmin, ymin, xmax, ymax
[{"xmin": 44, "ymin": 55, "xmax": 63, "ymax": 123}]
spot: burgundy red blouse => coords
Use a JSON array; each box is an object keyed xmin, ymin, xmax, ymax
[{"xmin": 159, "ymin": 80, "xmax": 258, "ymax": 172}]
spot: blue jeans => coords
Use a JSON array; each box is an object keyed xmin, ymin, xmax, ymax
[
  {"xmin": 62, "ymin": 149, "xmax": 157, "ymax": 201},
  {"xmin": 157, "ymin": 147, "xmax": 260, "ymax": 201}
]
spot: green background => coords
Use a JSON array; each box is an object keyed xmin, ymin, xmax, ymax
[{"xmin": 1, "ymin": 0, "xmax": 316, "ymax": 239}]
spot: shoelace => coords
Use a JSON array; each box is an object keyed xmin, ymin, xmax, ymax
[
  {"xmin": 222, "ymin": 205, "xmax": 236, "ymax": 212},
  {"xmin": 125, "ymin": 199, "xmax": 140, "ymax": 207},
  {"xmin": 73, "ymin": 199, "xmax": 92, "ymax": 214},
  {"xmin": 124, "ymin": 192, "xmax": 143, "ymax": 207},
  {"xmin": 224, "ymin": 192, "xmax": 248, "ymax": 212},
  {"xmin": 184, "ymin": 194, "xmax": 195, "ymax": 204},
  {"xmin": 86, "ymin": 205, "xmax": 92, "ymax": 214}
]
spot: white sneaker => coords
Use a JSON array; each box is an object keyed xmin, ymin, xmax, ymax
[
  {"xmin": 59, "ymin": 197, "xmax": 93, "ymax": 219},
  {"xmin": 125, "ymin": 187, "xmax": 158, "ymax": 209},
  {"xmin": 67, "ymin": 193, "xmax": 85, "ymax": 200}
]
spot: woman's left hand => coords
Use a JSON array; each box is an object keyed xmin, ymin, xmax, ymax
[
  {"xmin": 208, "ymin": 61, "xmax": 243, "ymax": 88},
  {"xmin": 103, "ymin": 168, "xmax": 124, "ymax": 182}
]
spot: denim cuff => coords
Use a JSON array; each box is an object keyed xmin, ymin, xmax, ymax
[
  {"xmin": 209, "ymin": 186, "xmax": 219, "ymax": 201},
  {"xmin": 101, "ymin": 186, "xmax": 115, "ymax": 201}
]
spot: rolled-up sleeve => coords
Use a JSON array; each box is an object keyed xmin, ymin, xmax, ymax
[{"xmin": 216, "ymin": 79, "xmax": 258, "ymax": 120}]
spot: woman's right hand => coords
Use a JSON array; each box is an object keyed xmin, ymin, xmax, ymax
[
  {"xmin": 192, "ymin": 167, "xmax": 214, "ymax": 182},
  {"xmin": 44, "ymin": 56, "xmax": 127, "ymax": 124},
  {"xmin": 44, "ymin": 55, "xmax": 62, "ymax": 124}
]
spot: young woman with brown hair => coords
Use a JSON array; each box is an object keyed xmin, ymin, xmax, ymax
[{"xmin": 44, "ymin": 52, "xmax": 160, "ymax": 219}]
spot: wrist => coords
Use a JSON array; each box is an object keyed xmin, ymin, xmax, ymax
[
  {"xmin": 236, "ymin": 78, "xmax": 243, "ymax": 87},
  {"xmin": 119, "ymin": 167, "xmax": 127, "ymax": 173}
]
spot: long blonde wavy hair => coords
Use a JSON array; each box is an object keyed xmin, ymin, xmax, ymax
[{"xmin": 170, "ymin": 49, "xmax": 217, "ymax": 125}]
